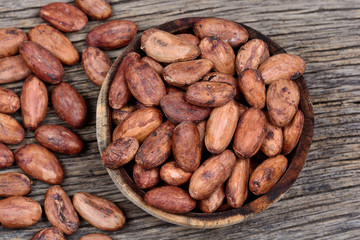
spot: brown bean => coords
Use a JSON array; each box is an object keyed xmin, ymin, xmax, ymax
[
  {"xmin": 112, "ymin": 107, "xmax": 162, "ymax": 143},
  {"xmin": 199, "ymin": 184, "xmax": 225, "ymax": 213},
  {"xmin": 75, "ymin": 0, "xmax": 112, "ymax": 20},
  {"xmin": 261, "ymin": 112, "xmax": 283, "ymax": 157},
  {"xmin": 20, "ymin": 75, "xmax": 48, "ymax": 130},
  {"xmin": 82, "ymin": 46, "xmax": 112, "ymax": 87},
  {"xmin": 135, "ymin": 121, "xmax": 176, "ymax": 169},
  {"xmin": 282, "ymin": 109, "xmax": 304, "ymax": 155},
  {"xmin": 233, "ymin": 108, "xmax": 266, "ymax": 158},
  {"xmin": 0, "ymin": 172, "xmax": 31, "ymax": 197},
  {"xmin": 199, "ymin": 37, "xmax": 235, "ymax": 75},
  {"xmin": 144, "ymin": 186, "xmax": 196, "ymax": 213},
  {"xmin": 259, "ymin": 53, "xmax": 305, "ymax": 85},
  {"xmin": 73, "ymin": 192, "xmax": 126, "ymax": 231},
  {"xmin": 0, "ymin": 143, "xmax": 14, "ymax": 168},
  {"xmin": 175, "ymin": 33, "xmax": 200, "ymax": 46},
  {"xmin": 52, "ymin": 82, "xmax": 87, "ymax": 128},
  {"xmin": 141, "ymin": 56, "xmax": 164, "ymax": 75},
  {"xmin": 20, "ymin": 41, "xmax": 64, "ymax": 84},
  {"xmin": 112, "ymin": 104, "xmax": 136, "ymax": 125},
  {"xmin": 249, "ymin": 155, "xmax": 288, "ymax": 195},
  {"xmin": 238, "ymin": 69, "xmax": 266, "ymax": 109},
  {"xmin": 141, "ymin": 28, "xmax": 200, "ymax": 63},
  {"xmin": 0, "ymin": 28, "xmax": 27, "ymax": 58},
  {"xmin": 235, "ymin": 39, "xmax": 269, "ymax": 75},
  {"xmin": 160, "ymin": 161, "xmax": 192, "ymax": 186},
  {"xmin": 185, "ymin": 81, "xmax": 235, "ymax": 107},
  {"xmin": 193, "ymin": 18, "xmax": 248, "ymax": 48},
  {"xmin": 79, "ymin": 233, "xmax": 113, "ymax": 240},
  {"xmin": 44, "ymin": 185, "xmax": 79, "ymax": 235},
  {"xmin": 102, "ymin": 137, "xmax": 139, "ymax": 169},
  {"xmin": 133, "ymin": 163, "xmax": 160, "ymax": 189},
  {"xmin": 29, "ymin": 24, "xmax": 79, "ymax": 65},
  {"xmin": 266, "ymin": 79, "xmax": 300, "ymax": 127},
  {"xmin": 205, "ymin": 100, "xmax": 240, "ymax": 154},
  {"xmin": 0, "ymin": 196, "xmax": 42, "ymax": 228},
  {"xmin": 226, "ymin": 158, "xmax": 250, "ymax": 208},
  {"xmin": 86, "ymin": 20, "xmax": 137, "ymax": 50},
  {"xmin": 125, "ymin": 59, "xmax": 166, "ymax": 106},
  {"xmin": 163, "ymin": 59, "xmax": 213, "ymax": 87},
  {"xmin": 39, "ymin": 2, "xmax": 88, "ymax": 32},
  {"xmin": 0, "ymin": 86, "xmax": 20, "ymax": 114},
  {"xmin": 0, "ymin": 55, "xmax": 31, "ymax": 84},
  {"xmin": 203, "ymin": 72, "xmax": 240, "ymax": 99},
  {"xmin": 197, "ymin": 120, "xmax": 207, "ymax": 153},
  {"xmin": 32, "ymin": 227, "xmax": 66, "ymax": 240},
  {"xmin": 166, "ymin": 87, "xmax": 183, "ymax": 95},
  {"xmin": 160, "ymin": 92, "xmax": 211, "ymax": 123},
  {"xmin": 35, "ymin": 125, "xmax": 84, "ymax": 155},
  {"xmin": 172, "ymin": 121, "xmax": 201, "ymax": 172},
  {"xmin": 109, "ymin": 52, "xmax": 140, "ymax": 109},
  {"xmin": 0, "ymin": 113, "xmax": 25, "ymax": 144},
  {"xmin": 189, "ymin": 150, "xmax": 236, "ymax": 200},
  {"xmin": 15, "ymin": 144, "xmax": 64, "ymax": 184}
]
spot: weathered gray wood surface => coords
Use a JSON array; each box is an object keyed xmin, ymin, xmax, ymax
[{"xmin": 1, "ymin": 0, "xmax": 359, "ymax": 239}]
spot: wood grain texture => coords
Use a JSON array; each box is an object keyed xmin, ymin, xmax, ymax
[{"xmin": 1, "ymin": 0, "xmax": 359, "ymax": 239}]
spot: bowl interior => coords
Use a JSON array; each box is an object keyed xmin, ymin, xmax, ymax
[{"xmin": 96, "ymin": 17, "xmax": 314, "ymax": 228}]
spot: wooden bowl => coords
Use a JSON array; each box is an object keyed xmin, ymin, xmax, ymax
[{"xmin": 96, "ymin": 17, "xmax": 314, "ymax": 228}]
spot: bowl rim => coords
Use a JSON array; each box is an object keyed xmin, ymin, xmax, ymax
[{"xmin": 96, "ymin": 17, "xmax": 314, "ymax": 228}]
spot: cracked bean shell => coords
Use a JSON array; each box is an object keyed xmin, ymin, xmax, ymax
[
  {"xmin": 32, "ymin": 227, "xmax": 66, "ymax": 240},
  {"xmin": 44, "ymin": 185, "xmax": 79, "ymax": 235}
]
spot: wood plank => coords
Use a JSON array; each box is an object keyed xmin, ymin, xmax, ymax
[{"xmin": 0, "ymin": 0, "xmax": 359, "ymax": 239}]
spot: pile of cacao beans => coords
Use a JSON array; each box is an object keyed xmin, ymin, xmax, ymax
[
  {"xmin": 0, "ymin": 0, "xmax": 137, "ymax": 239},
  {"xmin": 103, "ymin": 17, "xmax": 306, "ymax": 214}
]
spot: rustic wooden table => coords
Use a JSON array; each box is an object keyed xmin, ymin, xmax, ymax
[{"xmin": 1, "ymin": 0, "xmax": 359, "ymax": 239}]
